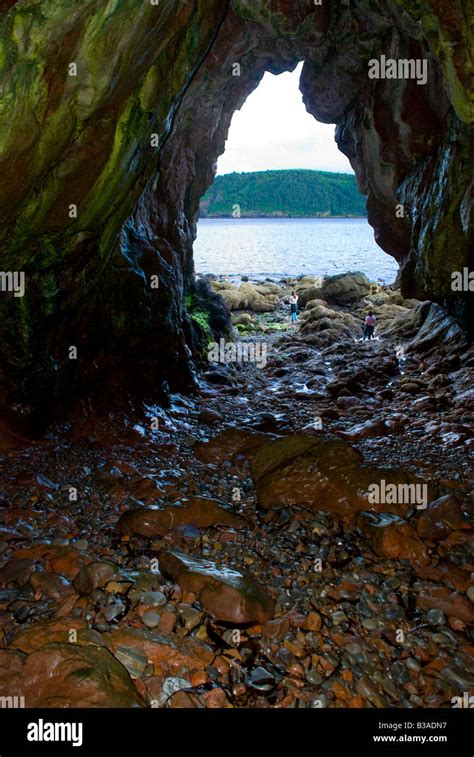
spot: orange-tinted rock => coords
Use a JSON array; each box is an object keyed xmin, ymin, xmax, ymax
[
  {"xmin": 357, "ymin": 512, "xmax": 430, "ymax": 566},
  {"xmin": 417, "ymin": 494, "xmax": 466, "ymax": 541},
  {"xmin": 416, "ymin": 586, "xmax": 474, "ymax": 623},
  {"xmin": 305, "ymin": 611, "xmax": 322, "ymax": 631},
  {"xmin": 159, "ymin": 550, "xmax": 274, "ymax": 624},
  {"xmin": 0, "ymin": 558, "xmax": 38, "ymax": 586},
  {"xmin": 8, "ymin": 618, "xmax": 100, "ymax": 654},
  {"xmin": 415, "ymin": 561, "xmax": 473, "ymax": 592},
  {"xmin": 0, "ymin": 644, "xmax": 144, "ymax": 707},
  {"xmin": 204, "ymin": 688, "xmax": 228, "ymax": 708},
  {"xmin": 29, "ymin": 572, "xmax": 74, "ymax": 600},
  {"xmin": 194, "ymin": 429, "xmax": 276, "ymax": 464},
  {"xmin": 73, "ymin": 561, "xmax": 118, "ymax": 595},
  {"xmin": 117, "ymin": 495, "xmax": 245, "ymax": 537},
  {"xmin": 251, "ymin": 434, "xmax": 431, "ymax": 517},
  {"xmin": 100, "ymin": 626, "xmax": 213, "ymax": 677},
  {"xmin": 13, "ymin": 544, "xmax": 93, "ymax": 579}
]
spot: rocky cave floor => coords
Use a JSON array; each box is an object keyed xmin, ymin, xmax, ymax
[{"xmin": 0, "ymin": 279, "xmax": 473, "ymax": 708}]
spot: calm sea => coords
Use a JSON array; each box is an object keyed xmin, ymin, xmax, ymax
[{"xmin": 194, "ymin": 218, "xmax": 399, "ymax": 284}]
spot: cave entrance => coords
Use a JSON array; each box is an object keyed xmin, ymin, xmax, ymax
[{"xmin": 193, "ymin": 64, "xmax": 399, "ymax": 288}]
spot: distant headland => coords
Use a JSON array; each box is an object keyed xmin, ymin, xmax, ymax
[{"xmin": 199, "ymin": 169, "xmax": 367, "ymax": 219}]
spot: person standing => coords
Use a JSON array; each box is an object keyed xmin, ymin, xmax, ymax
[
  {"xmin": 289, "ymin": 290, "xmax": 299, "ymax": 324},
  {"xmin": 363, "ymin": 310, "xmax": 376, "ymax": 340}
]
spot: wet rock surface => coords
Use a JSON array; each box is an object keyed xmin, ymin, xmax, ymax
[{"xmin": 0, "ymin": 288, "xmax": 472, "ymax": 708}]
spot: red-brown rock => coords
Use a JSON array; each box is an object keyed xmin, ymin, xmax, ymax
[
  {"xmin": 117, "ymin": 495, "xmax": 245, "ymax": 537},
  {"xmin": 159, "ymin": 550, "xmax": 274, "ymax": 624}
]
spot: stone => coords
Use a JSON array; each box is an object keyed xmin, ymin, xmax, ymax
[
  {"xmin": 29, "ymin": 572, "xmax": 74, "ymax": 600},
  {"xmin": 416, "ymin": 586, "xmax": 474, "ymax": 624},
  {"xmin": 357, "ymin": 512, "xmax": 430, "ymax": 566},
  {"xmin": 194, "ymin": 429, "xmax": 276, "ymax": 464},
  {"xmin": 0, "ymin": 644, "xmax": 144, "ymax": 707},
  {"xmin": 426, "ymin": 609, "xmax": 446, "ymax": 626},
  {"xmin": 73, "ymin": 561, "xmax": 118, "ymax": 595},
  {"xmin": 198, "ymin": 408, "xmax": 224, "ymax": 424},
  {"xmin": 416, "ymin": 494, "xmax": 466, "ymax": 541},
  {"xmin": 117, "ymin": 495, "xmax": 245, "ymax": 537},
  {"xmin": 249, "ymin": 667, "xmax": 275, "ymax": 692},
  {"xmin": 159, "ymin": 550, "xmax": 274, "ymax": 624},
  {"xmin": 322, "ymin": 272, "xmax": 372, "ymax": 305},
  {"xmin": 142, "ymin": 611, "xmax": 161, "ymax": 629},
  {"xmin": 178, "ymin": 604, "xmax": 203, "ymax": 632},
  {"xmin": 8, "ymin": 618, "xmax": 101, "ymax": 654},
  {"xmin": 250, "ymin": 434, "xmax": 431, "ymax": 518},
  {"xmin": 101, "ymin": 626, "xmax": 213, "ymax": 677},
  {"xmin": 304, "ymin": 611, "xmax": 322, "ymax": 631},
  {"xmin": 152, "ymin": 676, "xmax": 192, "ymax": 707},
  {"xmin": 140, "ymin": 590, "xmax": 167, "ymax": 607},
  {"xmin": 355, "ymin": 676, "xmax": 389, "ymax": 707},
  {"xmin": 12, "ymin": 544, "xmax": 93, "ymax": 580},
  {"xmin": 232, "ymin": 312, "xmax": 254, "ymax": 326},
  {"xmin": 218, "ymin": 282, "xmax": 280, "ymax": 312},
  {"xmin": 0, "ymin": 558, "xmax": 40, "ymax": 587}
]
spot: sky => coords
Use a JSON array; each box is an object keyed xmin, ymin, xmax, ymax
[{"xmin": 216, "ymin": 62, "xmax": 353, "ymax": 176}]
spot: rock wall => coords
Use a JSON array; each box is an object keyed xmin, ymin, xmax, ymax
[{"xmin": 0, "ymin": 0, "xmax": 471, "ymax": 421}]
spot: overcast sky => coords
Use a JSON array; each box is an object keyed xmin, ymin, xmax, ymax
[{"xmin": 216, "ymin": 63, "xmax": 353, "ymax": 176}]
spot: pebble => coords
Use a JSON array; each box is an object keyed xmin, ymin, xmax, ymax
[
  {"xmin": 103, "ymin": 602, "xmax": 126, "ymax": 622},
  {"xmin": 250, "ymin": 667, "xmax": 275, "ymax": 692},
  {"xmin": 391, "ymin": 661, "xmax": 410, "ymax": 684},
  {"xmin": 178, "ymin": 605, "xmax": 202, "ymax": 631},
  {"xmin": 306, "ymin": 669, "xmax": 323, "ymax": 686},
  {"xmin": 406, "ymin": 657, "xmax": 421, "ymax": 673},
  {"xmin": 362, "ymin": 618, "xmax": 378, "ymax": 630},
  {"xmin": 140, "ymin": 591, "xmax": 167, "ymax": 607},
  {"xmin": 426, "ymin": 608, "xmax": 446, "ymax": 626},
  {"xmin": 142, "ymin": 611, "xmax": 161, "ymax": 629},
  {"xmin": 331, "ymin": 611, "xmax": 348, "ymax": 626}
]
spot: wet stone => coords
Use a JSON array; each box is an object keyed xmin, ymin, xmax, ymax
[
  {"xmin": 306, "ymin": 669, "xmax": 323, "ymax": 686},
  {"xmin": 249, "ymin": 666, "xmax": 275, "ymax": 692},
  {"xmin": 426, "ymin": 608, "xmax": 446, "ymax": 626},
  {"xmin": 142, "ymin": 611, "xmax": 161, "ymax": 629}
]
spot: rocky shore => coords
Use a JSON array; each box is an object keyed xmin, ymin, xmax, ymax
[{"xmin": 0, "ymin": 273, "xmax": 472, "ymax": 709}]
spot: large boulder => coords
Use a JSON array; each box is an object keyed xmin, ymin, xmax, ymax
[
  {"xmin": 322, "ymin": 272, "xmax": 374, "ymax": 305},
  {"xmin": 250, "ymin": 434, "xmax": 434, "ymax": 518},
  {"xmin": 218, "ymin": 283, "xmax": 280, "ymax": 312},
  {"xmin": 0, "ymin": 644, "xmax": 144, "ymax": 707}
]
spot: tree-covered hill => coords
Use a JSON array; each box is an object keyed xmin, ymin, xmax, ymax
[{"xmin": 199, "ymin": 169, "xmax": 366, "ymax": 218}]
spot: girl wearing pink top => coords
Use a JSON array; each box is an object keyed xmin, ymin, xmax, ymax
[{"xmin": 363, "ymin": 310, "xmax": 376, "ymax": 340}]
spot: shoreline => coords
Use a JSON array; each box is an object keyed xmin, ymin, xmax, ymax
[{"xmin": 198, "ymin": 215, "xmax": 368, "ymax": 220}]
